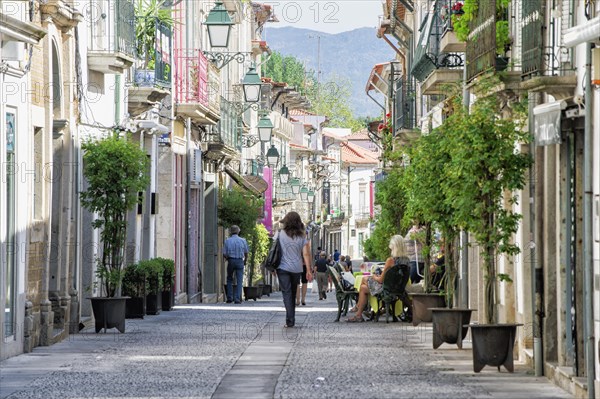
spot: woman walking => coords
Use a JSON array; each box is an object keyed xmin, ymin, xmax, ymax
[{"xmin": 276, "ymin": 211, "xmax": 313, "ymax": 328}]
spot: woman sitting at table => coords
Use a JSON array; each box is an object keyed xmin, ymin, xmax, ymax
[{"xmin": 346, "ymin": 235, "xmax": 412, "ymax": 322}]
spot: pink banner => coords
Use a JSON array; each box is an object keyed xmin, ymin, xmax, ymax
[{"xmin": 262, "ymin": 167, "xmax": 273, "ymax": 234}]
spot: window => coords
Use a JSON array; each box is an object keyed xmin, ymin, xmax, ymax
[{"xmin": 351, "ymin": 229, "xmax": 356, "ymax": 237}]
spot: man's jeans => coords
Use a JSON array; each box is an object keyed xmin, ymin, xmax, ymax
[
  {"xmin": 227, "ymin": 258, "xmax": 244, "ymax": 302},
  {"xmin": 277, "ymin": 269, "xmax": 301, "ymax": 326}
]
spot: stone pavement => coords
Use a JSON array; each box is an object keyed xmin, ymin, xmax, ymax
[{"xmin": 0, "ymin": 290, "xmax": 573, "ymax": 399}]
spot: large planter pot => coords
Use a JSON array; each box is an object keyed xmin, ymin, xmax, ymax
[
  {"xmin": 410, "ymin": 293, "xmax": 446, "ymax": 326},
  {"xmin": 161, "ymin": 289, "xmax": 174, "ymax": 311},
  {"xmin": 431, "ymin": 308, "xmax": 474, "ymax": 349},
  {"xmin": 468, "ymin": 323, "xmax": 522, "ymax": 372},
  {"xmin": 243, "ymin": 286, "xmax": 262, "ymax": 301},
  {"xmin": 146, "ymin": 293, "xmax": 162, "ymax": 315},
  {"xmin": 125, "ymin": 297, "xmax": 146, "ymax": 319},
  {"xmin": 90, "ymin": 297, "xmax": 127, "ymax": 333},
  {"xmin": 259, "ymin": 284, "xmax": 272, "ymax": 297}
]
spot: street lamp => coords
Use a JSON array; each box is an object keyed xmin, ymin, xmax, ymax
[
  {"xmin": 290, "ymin": 178, "xmax": 301, "ymax": 194},
  {"xmin": 278, "ymin": 164, "xmax": 290, "ymax": 184},
  {"xmin": 203, "ymin": 1, "xmax": 251, "ymax": 69},
  {"xmin": 300, "ymin": 186, "xmax": 309, "ymax": 201},
  {"xmin": 307, "ymin": 190, "xmax": 315, "ymax": 202},
  {"xmin": 257, "ymin": 114, "xmax": 274, "ymax": 142},
  {"xmin": 242, "ymin": 66, "xmax": 262, "ymax": 103},
  {"xmin": 203, "ymin": 1, "xmax": 233, "ymax": 48},
  {"xmin": 266, "ymin": 145, "xmax": 279, "ymax": 167}
]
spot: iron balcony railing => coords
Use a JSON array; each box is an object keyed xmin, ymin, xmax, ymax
[
  {"xmin": 89, "ymin": 0, "xmax": 136, "ymax": 58},
  {"xmin": 394, "ymin": 78, "xmax": 417, "ymax": 131},
  {"xmin": 133, "ymin": 18, "xmax": 172, "ymax": 88},
  {"xmin": 411, "ymin": 0, "xmax": 464, "ymax": 82},
  {"xmin": 174, "ymin": 49, "xmax": 208, "ymax": 106},
  {"xmin": 466, "ymin": 0, "xmax": 498, "ymax": 81}
]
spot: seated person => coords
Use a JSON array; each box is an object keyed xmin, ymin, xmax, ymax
[{"xmin": 346, "ymin": 235, "xmax": 413, "ymax": 322}]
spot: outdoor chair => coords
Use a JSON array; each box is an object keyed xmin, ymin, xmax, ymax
[
  {"xmin": 374, "ymin": 262, "xmax": 411, "ymax": 323},
  {"xmin": 327, "ymin": 265, "xmax": 358, "ymax": 322}
]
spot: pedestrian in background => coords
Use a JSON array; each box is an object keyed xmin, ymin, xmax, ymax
[
  {"xmin": 296, "ymin": 263, "xmax": 308, "ymax": 306},
  {"xmin": 313, "ymin": 251, "xmax": 331, "ymax": 300},
  {"xmin": 333, "ymin": 249, "xmax": 340, "ymax": 262},
  {"xmin": 276, "ymin": 212, "xmax": 313, "ymax": 328},
  {"xmin": 222, "ymin": 225, "xmax": 248, "ymax": 304}
]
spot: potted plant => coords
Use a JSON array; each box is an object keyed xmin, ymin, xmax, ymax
[
  {"xmin": 139, "ymin": 259, "xmax": 163, "ymax": 315},
  {"xmin": 122, "ymin": 262, "xmax": 147, "ymax": 318},
  {"xmin": 217, "ymin": 187, "xmax": 264, "ymax": 302},
  {"xmin": 134, "ymin": 0, "xmax": 173, "ymax": 86},
  {"xmin": 80, "ymin": 131, "xmax": 150, "ymax": 333},
  {"xmin": 442, "ymin": 79, "xmax": 531, "ymax": 371},
  {"xmin": 158, "ymin": 258, "xmax": 175, "ymax": 311}
]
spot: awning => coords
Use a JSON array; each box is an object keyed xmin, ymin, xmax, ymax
[
  {"xmin": 533, "ymin": 100, "xmax": 566, "ymax": 146},
  {"xmin": 225, "ymin": 166, "xmax": 268, "ymax": 196}
]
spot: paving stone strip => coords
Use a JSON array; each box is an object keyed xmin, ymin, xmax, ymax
[{"xmin": 211, "ymin": 313, "xmax": 307, "ymax": 399}]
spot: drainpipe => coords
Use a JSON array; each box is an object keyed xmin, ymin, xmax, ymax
[
  {"xmin": 459, "ymin": 66, "xmax": 469, "ymax": 309},
  {"xmin": 582, "ymin": 41, "xmax": 595, "ymax": 399}
]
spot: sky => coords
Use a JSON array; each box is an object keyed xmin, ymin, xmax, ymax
[{"xmin": 263, "ymin": 0, "xmax": 383, "ymax": 34}]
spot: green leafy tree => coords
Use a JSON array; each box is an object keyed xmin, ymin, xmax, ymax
[
  {"xmin": 246, "ymin": 224, "xmax": 270, "ymax": 286},
  {"xmin": 218, "ymin": 187, "xmax": 265, "ymax": 285},
  {"xmin": 363, "ymin": 167, "xmax": 409, "ymax": 260},
  {"xmin": 80, "ymin": 132, "xmax": 150, "ymax": 297}
]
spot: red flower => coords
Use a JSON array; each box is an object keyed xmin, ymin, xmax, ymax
[
  {"xmin": 378, "ymin": 123, "xmax": 385, "ymax": 131},
  {"xmin": 386, "ymin": 113, "xmax": 391, "ymax": 118},
  {"xmin": 452, "ymin": 2, "xmax": 463, "ymax": 11}
]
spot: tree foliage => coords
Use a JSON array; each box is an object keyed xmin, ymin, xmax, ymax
[
  {"xmin": 363, "ymin": 168, "xmax": 409, "ymax": 260},
  {"xmin": 399, "ymin": 76, "xmax": 532, "ymax": 322},
  {"xmin": 80, "ymin": 131, "xmax": 150, "ymax": 297}
]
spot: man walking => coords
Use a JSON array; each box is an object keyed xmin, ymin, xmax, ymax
[{"xmin": 223, "ymin": 225, "xmax": 249, "ymax": 304}]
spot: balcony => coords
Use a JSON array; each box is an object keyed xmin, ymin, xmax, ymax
[
  {"xmin": 174, "ymin": 50, "xmax": 220, "ymax": 125},
  {"xmin": 87, "ymin": 0, "xmax": 136, "ymax": 74},
  {"xmin": 40, "ymin": 0, "xmax": 82, "ymax": 31},
  {"xmin": 128, "ymin": 19, "xmax": 172, "ymax": 116},
  {"xmin": 202, "ymin": 97, "xmax": 239, "ymax": 162},
  {"xmin": 270, "ymin": 111, "xmax": 294, "ymax": 141},
  {"xmin": 520, "ymin": 0, "xmax": 576, "ymax": 99},
  {"xmin": 411, "ymin": 1, "xmax": 464, "ymax": 92}
]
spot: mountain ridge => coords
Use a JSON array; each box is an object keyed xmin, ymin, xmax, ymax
[{"xmin": 263, "ymin": 26, "xmax": 394, "ymax": 118}]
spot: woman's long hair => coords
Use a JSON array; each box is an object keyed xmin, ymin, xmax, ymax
[
  {"xmin": 389, "ymin": 235, "xmax": 408, "ymax": 258},
  {"xmin": 281, "ymin": 211, "xmax": 305, "ymax": 238}
]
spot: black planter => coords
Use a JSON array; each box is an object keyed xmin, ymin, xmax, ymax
[
  {"xmin": 90, "ymin": 297, "xmax": 127, "ymax": 333},
  {"xmin": 410, "ymin": 293, "xmax": 446, "ymax": 326},
  {"xmin": 259, "ymin": 284, "xmax": 272, "ymax": 297},
  {"xmin": 468, "ymin": 323, "xmax": 522, "ymax": 372},
  {"xmin": 125, "ymin": 297, "xmax": 146, "ymax": 319},
  {"xmin": 161, "ymin": 289, "xmax": 174, "ymax": 311},
  {"xmin": 243, "ymin": 286, "xmax": 262, "ymax": 301},
  {"xmin": 146, "ymin": 293, "xmax": 162, "ymax": 315},
  {"xmin": 431, "ymin": 308, "xmax": 474, "ymax": 349}
]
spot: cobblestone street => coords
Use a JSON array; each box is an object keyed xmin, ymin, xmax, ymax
[{"xmin": 1, "ymin": 291, "xmax": 572, "ymax": 399}]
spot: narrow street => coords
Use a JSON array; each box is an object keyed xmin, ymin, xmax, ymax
[{"xmin": 1, "ymin": 291, "xmax": 572, "ymax": 399}]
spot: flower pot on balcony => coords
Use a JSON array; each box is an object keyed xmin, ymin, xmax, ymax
[
  {"xmin": 90, "ymin": 297, "xmax": 127, "ymax": 333},
  {"xmin": 496, "ymin": 56, "xmax": 509, "ymax": 72},
  {"xmin": 431, "ymin": 308, "xmax": 474, "ymax": 349},
  {"xmin": 468, "ymin": 323, "xmax": 522, "ymax": 372},
  {"xmin": 134, "ymin": 68, "xmax": 155, "ymax": 87},
  {"xmin": 243, "ymin": 286, "xmax": 262, "ymax": 301},
  {"xmin": 410, "ymin": 293, "xmax": 446, "ymax": 326}
]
